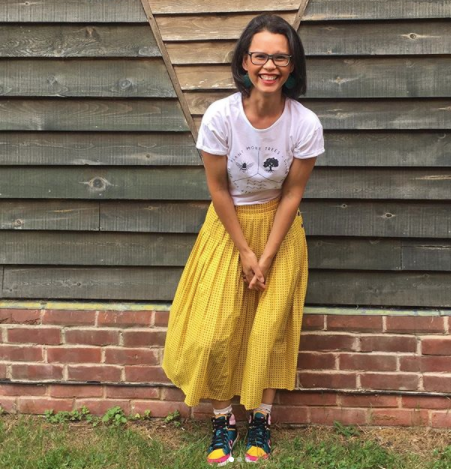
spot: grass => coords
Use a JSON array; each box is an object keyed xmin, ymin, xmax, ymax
[{"xmin": 0, "ymin": 412, "xmax": 451, "ymax": 469}]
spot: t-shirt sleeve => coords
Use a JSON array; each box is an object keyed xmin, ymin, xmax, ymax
[
  {"xmin": 293, "ymin": 118, "xmax": 325, "ymax": 159},
  {"xmin": 196, "ymin": 105, "xmax": 229, "ymax": 156}
]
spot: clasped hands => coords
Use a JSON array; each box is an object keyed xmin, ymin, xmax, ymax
[{"xmin": 240, "ymin": 250, "xmax": 273, "ymax": 292}]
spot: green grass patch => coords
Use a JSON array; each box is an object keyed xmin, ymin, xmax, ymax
[{"xmin": 0, "ymin": 412, "xmax": 450, "ymax": 469}]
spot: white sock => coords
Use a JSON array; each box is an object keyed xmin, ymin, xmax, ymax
[
  {"xmin": 213, "ymin": 404, "xmax": 233, "ymax": 416},
  {"xmin": 255, "ymin": 403, "xmax": 272, "ymax": 414}
]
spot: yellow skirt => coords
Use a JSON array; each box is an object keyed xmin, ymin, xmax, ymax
[{"xmin": 162, "ymin": 198, "xmax": 308, "ymax": 410}]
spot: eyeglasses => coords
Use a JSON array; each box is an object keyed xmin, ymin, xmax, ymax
[{"xmin": 247, "ymin": 52, "xmax": 292, "ymax": 67}]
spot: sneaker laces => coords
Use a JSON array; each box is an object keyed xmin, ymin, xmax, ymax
[
  {"xmin": 209, "ymin": 416, "xmax": 229, "ymax": 451},
  {"xmin": 247, "ymin": 414, "xmax": 268, "ymax": 448}
]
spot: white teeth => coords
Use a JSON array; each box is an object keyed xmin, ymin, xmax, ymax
[{"xmin": 260, "ymin": 75, "xmax": 277, "ymax": 81}]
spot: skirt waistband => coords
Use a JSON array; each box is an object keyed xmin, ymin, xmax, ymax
[{"xmin": 234, "ymin": 197, "xmax": 280, "ymax": 215}]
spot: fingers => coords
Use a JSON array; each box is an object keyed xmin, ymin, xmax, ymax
[{"xmin": 248, "ymin": 273, "xmax": 266, "ymax": 291}]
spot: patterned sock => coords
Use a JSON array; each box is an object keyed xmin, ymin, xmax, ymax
[
  {"xmin": 254, "ymin": 403, "xmax": 272, "ymax": 415},
  {"xmin": 213, "ymin": 404, "xmax": 233, "ymax": 416}
]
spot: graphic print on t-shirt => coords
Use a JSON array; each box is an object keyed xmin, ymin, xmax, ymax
[{"xmin": 227, "ymin": 145, "xmax": 290, "ymax": 195}]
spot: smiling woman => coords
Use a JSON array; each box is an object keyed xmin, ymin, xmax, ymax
[{"xmin": 162, "ymin": 14, "xmax": 324, "ymax": 465}]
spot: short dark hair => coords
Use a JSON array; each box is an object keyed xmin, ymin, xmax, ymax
[{"xmin": 231, "ymin": 14, "xmax": 307, "ymax": 99}]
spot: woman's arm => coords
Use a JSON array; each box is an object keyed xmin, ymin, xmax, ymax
[
  {"xmin": 202, "ymin": 151, "xmax": 266, "ymax": 290},
  {"xmin": 248, "ymin": 156, "xmax": 317, "ymax": 289}
]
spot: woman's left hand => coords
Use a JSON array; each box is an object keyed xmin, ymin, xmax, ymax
[{"xmin": 248, "ymin": 256, "xmax": 273, "ymax": 291}]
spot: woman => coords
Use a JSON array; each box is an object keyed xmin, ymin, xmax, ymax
[{"xmin": 162, "ymin": 13, "xmax": 324, "ymax": 465}]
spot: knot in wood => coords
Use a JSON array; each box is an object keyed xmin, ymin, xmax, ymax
[
  {"xmin": 409, "ymin": 33, "xmax": 417, "ymax": 39},
  {"xmin": 14, "ymin": 219, "xmax": 23, "ymax": 228},
  {"xmin": 118, "ymin": 79, "xmax": 132, "ymax": 90}
]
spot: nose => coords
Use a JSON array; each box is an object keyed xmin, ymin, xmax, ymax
[{"xmin": 263, "ymin": 58, "xmax": 276, "ymax": 69}]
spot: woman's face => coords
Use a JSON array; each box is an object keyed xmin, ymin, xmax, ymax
[{"xmin": 242, "ymin": 30, "xmax": 294, "ymax": 97}]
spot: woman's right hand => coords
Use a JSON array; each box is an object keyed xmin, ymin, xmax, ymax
[{"xmin": 239, "ymin": 251, "xmax": 266, "ymax": 291}]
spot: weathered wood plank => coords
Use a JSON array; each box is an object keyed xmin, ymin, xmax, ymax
[
  {"xmin": 0, "ymin": 167, "xmax": 449, "ymax": 200},
  {"xmin": 318, "ymin": 131, "xmax": 451, "ymax": 167},
  {"xmin": 0, "ymin": 167, "xmax": 209, "ymax": 200},
  {"xmin": 302, "ymin": 201, "xmax": 451, "ymax": 239},
  {"xmin": 0, "ymin": 131, "xmax": 447, "ymax": 167},
  {"xmin": 156, "ymin": 13, "xmax": 295, "ymax": 41},
  {"xmin": 150, "ymin": 0, "xmax": 299, "ymax": 14},
  {"xmin": 306, "ymin": 271, "xmax": 451, "ymax": 307},
  {"xmin": 0, "ymin": 0, "xmax": 147, "ymax": 22},
  {"xmin": 0, "ymin": 232, "xmax": 196, "ymax": 266},
  {"xmin": 0, "ymin": 99, "xmax": 189, "ymax": 132},
  {"xmin": 0, "ymin": 59, "xmax": 176, "ymax": 98},
  {"xmin": 167, "ymin": 22, "xmax": 451, "ymax": 64},
  {"xmin": 402, "ymin": 241, "xmax": 451, "ymax": 271},
  {"xmin": 0, "ymin": 232, "xmax": 410, "ymax": 272},
  {"xmin": 100, "ymin": 201, "xmax": 208, "ymax": 233},
  {"xmin": 189, "ymin": 95, "xmax": 451, "ymax": 129},
  {"xmin": 302, "ymin": 0, "xmax": 451, "ymax": 21},
  {"xmin": 0, "ymin": 267, "xmax": 3, "ymax": 299},
  {"xmin": 0, "ymin": 201, "xmax": 99, "ymax": 231},
  {"xmin": 0, "ymin": 25, "xmax": 161, "ymax": 58},
  {"xmin": 2, "ymin": 267, "xmax": 181, "ymax": 300},
  {"xmin": 4, "ymin": 267, "xmax": 451, "ymax": 305},
  {"xmin": 0, "ymin": 132, "xmax": 199, "ymax": 166},
  {"xmin": 177, "ymin": 58, "xmax": 451, "ymax": 98}
]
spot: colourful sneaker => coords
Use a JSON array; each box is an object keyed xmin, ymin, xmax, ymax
[
  {"xmin": 245, "ymin": 411, "xmax": 271, "ymax": 462},
  {"xmin": 207, "ymin": 413, "xmax": 238, "ymax": 466}
]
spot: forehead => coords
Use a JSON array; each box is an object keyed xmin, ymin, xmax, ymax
[{"xmin": 249, "ymin": 31, "xmax": 290, "ymax": 53}]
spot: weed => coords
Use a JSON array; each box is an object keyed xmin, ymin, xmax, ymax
[
  {"xmin": 333, "ymin": 420, "xmax": 361, "ymax": 438},
  {"xmin": 164, "ymin": 410, "xmax": 181, "ymax": 427}
]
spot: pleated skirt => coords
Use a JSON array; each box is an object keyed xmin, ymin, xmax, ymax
[{"xmin": 162, "ymin": 198, "xmax": 308, "ymax": 410}]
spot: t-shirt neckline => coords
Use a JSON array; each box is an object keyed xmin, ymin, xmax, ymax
[{"xmin": 239, "ymin": 94, "xmax": 288, "ymax": 132}]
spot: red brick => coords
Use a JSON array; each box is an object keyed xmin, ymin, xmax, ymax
[
  {"xmin": 339, "ymin": 394, "xmax": 399, "ymax": 408},
  {"xmin": 297, "ymin": 352, "xmax": 336, "ymax": 370},
  {"xmin": 125, "ymin": 366, "xmax": 170, "ymax": 383},
  {"xmin": 49, "ymin": 384, "xmax": 103, "ymax": 398},
  {"xmin": 370, "ymin": 409, "xmax": 428, "ymax": 426},
  {"xmin": 423, "ymin": 375, "xmax": 451, "ymax": 393},
  {"xmin": 327, "ymin": 315, "xmax": 383, "ymax": 333},
  {"xmin": 421, "ymin": 337, "xmax": 451, "ymax": 355},
  {"xmin": 0, "ymin": 384, "xmax": 47, "ymax": 396},
  {"xmin": 75, "ymin": 399, "xmax": 131, "ymax": 416},
  {"xmin": 360, "ymin": 336, "xmax": 417, "ymax": 353},
  {"xmin": 105, "ymin": 386, "xmax": 160, "ymax": 400},
  {"xmin": 18, "ymin": 397, "xmax": 73, "ymax": 414},
  {"xmin": 192, "ymin": 402, "xmax": 214, "ymax": 420},
  {"xmin": 65, "ymin": 329, "xmax": 119, "ymax": 346},
  {"xmin": 0, "ymin": 309, "xmax": 41, "ymax": 324},
  {"xmin": 298, "ymin": 372, "xmax": 357, "ymax": 389},
  {"xmin": 299, "ymin": 334, "xmax": 358, "ymax": 352},
  {"xmin": 98, "ymin": 310, "xmax": 152, "ymax": 328},
  {"xmin": 431, "ymin": 412, "xmax": 451, "ymax": 428},
  {"xmin": 302, "ymin": 315, "xmax": 325, "ymax": 331},
  {"xmin": 339, "ymin": 354, "xmax": 397, "ymax": 372},
  {"xmin": 7, "ymin": 327, "xmax": 61, "ymax": 345},
  {"xmin": 402, "ymin": 396, "xmax": 451, "ymax": 410},
  {"xmin": 154, "ymin": 310, "xmax": 169, "ymax": 327},
  {"xmin": 161, "ymin": 387, "xmax": 185, "ymax": 402},
  {"xmin": 131, "ymin": 400, "xmax": 190, "ymax": 418},
  {"xmin": 278, "ymin": 391, "xmax": 337, "ymax": 406},
  {"xmin": 11, "ymin": 364, "xmax": 63, "ymax": 380},
  {"xmin": 400, "ymin": 356, "xmax": 451, "ymax": 373},
  {"xmin": 0, "ymin": 397, "xmax": 17, "ymax": 413},
  {"xmin": 360, "ymin": 373, "xmax": 419, "ymax": 391},
  {"xmin": 67, "ymin": 365, "xmax": 122, "ymax": 382},
  {"xmin": 47, "ymin": 347, "xmax": 101, "ymax": 363},
  {"xmin": 0, "ymin": 364, "xmax": 6, "ymax": 379},
  {"xmin": 104, "ymin": 348, "xmax": 159, "ymax": 366},
  {"xmin": 386, "ymin": 316, "xmax": 445, "ymax": 334},
  {"xmin": 309, "ymin": 407, "xmax": 368, "ymax": 426},
  {"xmin": 42, "ymin": 309, "xmax": 96, "ymax": 326},
  {"xmin": 0, "ymin": 344, "xmax": 43, "ymax": 362},
  {"xmin": 123, "ymin": 330, "xmax": 166, "ymax": 347},
  {"xmin": 272, "ymin": 405, "xmax": 309, "ymax": 424}
]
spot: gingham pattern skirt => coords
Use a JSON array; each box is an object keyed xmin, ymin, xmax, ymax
[{"xmin": 162, "ymin": 198, "xmax": 308, "ymax": 410}]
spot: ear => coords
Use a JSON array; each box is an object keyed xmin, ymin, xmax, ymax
[
  {"xmin": 242, "ymin": 54, "xmax": 249, "ymax": 72},
  {"xmin": 289, "ymin": 63, "xmax": 295, "ymax": 74}
]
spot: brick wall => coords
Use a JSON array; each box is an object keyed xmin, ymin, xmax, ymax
[{"xmin": 1, "ymin": 304, "xmax": 451, "ymax": 427}]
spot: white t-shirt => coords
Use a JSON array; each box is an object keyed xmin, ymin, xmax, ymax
[{"xmin": 196, "ymin": 92, "xmax": 325, "ymax": 206}]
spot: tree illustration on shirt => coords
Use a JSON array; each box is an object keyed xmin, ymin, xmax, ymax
[{"xmin": 263, "ymin": 158, "xmax": 279, "ymax": 172}]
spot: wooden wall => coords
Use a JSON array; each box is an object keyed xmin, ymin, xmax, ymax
[{"xmin": 0, "ymin": 0, "xmax": 450, "ymax": 307}]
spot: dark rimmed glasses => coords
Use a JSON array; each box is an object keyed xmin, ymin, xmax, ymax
[{"xmin": 247, "ymin": 52, "xmax": 292, "ymax": 67}]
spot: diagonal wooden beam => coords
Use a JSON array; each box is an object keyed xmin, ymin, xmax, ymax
[
  {"xmin": 293, "ymin": 0, "xmax": 311, "ymax": 30},
  {"xmin": 139, "ymin": 0, "xmax": 199, "ymax": 142}
]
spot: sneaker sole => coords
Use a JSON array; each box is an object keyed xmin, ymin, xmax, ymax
[{"xmin": 207, "ymin": 435, "xmax": 239, "ymax": 466}]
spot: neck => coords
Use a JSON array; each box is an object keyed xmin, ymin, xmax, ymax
[{"xmin": 244, "ymin": 89, "xmax": 285, "ymax": 118}]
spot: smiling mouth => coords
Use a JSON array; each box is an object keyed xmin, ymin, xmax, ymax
[{"xmin": 259, "ymin": 75, "xmax": 279, "ymax": 81}]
